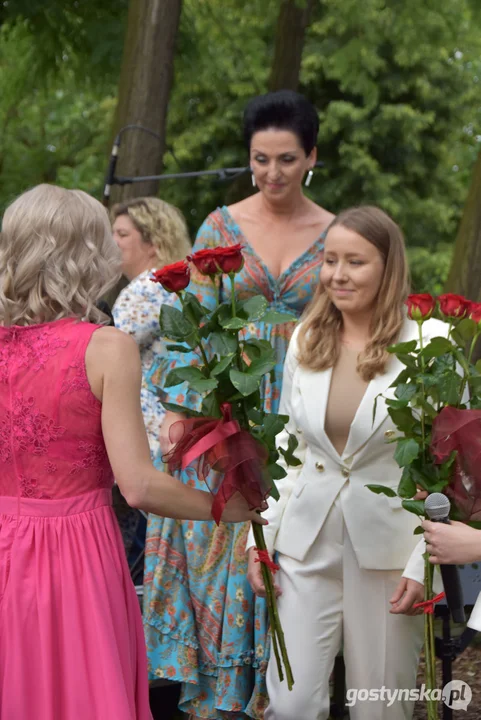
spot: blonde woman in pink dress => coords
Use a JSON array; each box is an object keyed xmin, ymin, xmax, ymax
[{"xmin": 0, "ymin": 184, "xmax": 266, "ymax": 720}]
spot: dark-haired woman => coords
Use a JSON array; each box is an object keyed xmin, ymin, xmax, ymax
[{"xmin": 144, "ymin": 90, "xmax": 334, "ymax": 719}]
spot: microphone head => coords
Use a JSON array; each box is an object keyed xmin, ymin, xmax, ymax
[{"xmin": 424, "ymin": 492, "xmax": 451, "ymax": 521}]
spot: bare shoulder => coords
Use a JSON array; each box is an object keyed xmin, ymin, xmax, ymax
[
  {"xmin": 226, "ymin": 195, "xmax": 260, "ymax": 223},
  {"xmin": 88, "ymin": 326, "xmax": 140, "ymax": 366},
  {"xmin": 307, "ymin": 199, "xmax": 335, "ymax": 228}
]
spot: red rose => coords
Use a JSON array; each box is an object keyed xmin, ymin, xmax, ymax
[
  {"xmin": 213, "ymin": 244, "xmax": 244, "ymax": 274},
  {"xmin": 405, "ymin": 293, "xmax": 436, "ymax": 321},
  {"xmin": 437, "ymin": 293, "xmax": 470, "ymax": 319},
  {"xmin": 190, "ymin": 245, "xmax": 245, "ymax": 276},
  {"xmin": 189, "ymin": 249, "xmax": 221, "ymax": 276},
  {"xmin": 151, "ymin": 260, "xmax": 190, "ymax": 293},
  {"xmin": 467, "ymin": 301, "xmax": 481, "ymax": 324}
]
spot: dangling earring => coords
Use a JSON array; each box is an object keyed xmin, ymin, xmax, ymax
[
  {"xmin": 251, "ymin": 172, "xmax": 256, "ymax": 188},
  {"xmin": 305, "ymin": 169, "xmax": 314, "ymax": 187}
]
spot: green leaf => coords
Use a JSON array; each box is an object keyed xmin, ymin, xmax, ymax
[
  {"xmin": 279, "ymin": 433, "xmax": 301, "ymax": 466},
  {"xmin": 220, "ymin": 315, "xmax": 247, "ymax": 330},
  {"xmin": 453, "ymin": 318, "xmax": 477, "ymax": 342},
  {"xmin": 229, "ymin": 369, "xmax": 261, "ymax": 396},
  {"xmin": 261, "ymin": 310, "xmax": 297, "ymax": 325},
  {"xmin": 267, "ymin": 463, "xmax": 287, "ymax": 480},
  {"xmin": 158, "ymin": 400, "xmax": 202, "ymax": 417},
  {"xmin": 188, "ymin": 378, "xmax": 219, "ymax": 393},
  {"xmin": 398, "ymin": 466, "xmax": 417, "ymax": 498},
  {"xmin": 165, "ymin": 344, "xmax": 192, "ymax": 353},
  {"xmin": 389, "ymin": 368, "xmax": 413, "ymax": 387},
  {"xmin": 211, "ymin": 354, "xmax": 235, "ymax": 376},
  {"xmin": 387, "ymin": 340, "xmax": 417, "ymax": 354},
  {"xmin": 393, "ymin": 438, "xmax": 420, "ymax": 467},
  {"xmin": 201, "ymin": 392, "xmax": 221, "ymax": 418},
  {"xmin": 268, "ymin": 478, "xmax": 280, "ymax": 501},
  {"xmin": 397, "ymin": 354, "xmax": 418, "ymax": 369},
  {"xmin": 182, "ymin": 291, "xmax": 209, "ymax": 326},
  {"xmin": 413, "ymin": 525, "xmax": 424, "ymax": 535},
  {"xmin": 388, "ymin": 406, "xmax": 416, "ymax": 432},
  {"xmin": 365, "ymin": 484, "xmax": 397, "ymax": 497},
  {"xmin": 262, "ymin": 413, "xmax": 287, "ymax": 439},
  {"xmin": 420, "ymin": 336, "xmax": 454, "ymax": 359},
  {"xmin": 164, "ymin": 366, "xmax": 204, "ymax": 388},
  {"xmin": 394, "ymin": 383, "xmax": 417, "ymax": 402},
  {"xmin": 239, "ymin": 295, "xmax": 268, "ymax": 321},
  {"xmin": 437, "ymin": 372, "xmax": 462, "ymax": 405},
  {"xmin": 247, "ymin": 356, "xmax": 276, "ymax": 377},
  {"xmin": 159, "ymin": 305, "xmax": 196, "ymax": 343},
  {"xmin": 210, "ymin": 332, "xmax": 238, "ymax": 356},
  {"xmin": 401, "ymin": 499, "xmax": 426, "ymax": 517}
]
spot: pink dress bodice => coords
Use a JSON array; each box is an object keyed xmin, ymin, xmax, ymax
[{"xmin": 0, "ymin": 317, "xmax": 113, "ymax": 500}]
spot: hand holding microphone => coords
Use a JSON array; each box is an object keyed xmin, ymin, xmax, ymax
[{"xmin": 423, "ymin": 493, "xmax": 466, "ymax": 623}]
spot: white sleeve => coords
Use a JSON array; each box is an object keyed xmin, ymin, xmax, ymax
[
  {"xmin": 402, "ymin": 538, "xmax": 443, "ymax": 593},
  {"xmin": 246, "ymin": 327, "xmax": 307, "ymax": 555}
]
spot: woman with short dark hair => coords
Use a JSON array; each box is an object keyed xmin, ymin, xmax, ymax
[{"xmin": 144, "ymin": 90, "xmax": 334, "ymax": 719}]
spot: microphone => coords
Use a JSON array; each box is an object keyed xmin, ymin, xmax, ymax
[
  {"xmin": 102, "ymin": 134, "xmax": 121, "ymax": 207},
  {"xmin": 425, "ymin": 493, "xmax": 466, "ymax": 623}
]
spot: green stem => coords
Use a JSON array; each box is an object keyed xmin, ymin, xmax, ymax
[
  {"xmin": 229, "ymin": 273, "xmax": 237, "ymax": 317},
  {"xmin": 417, "ymin": 322, "xmax": 427, "ymax": 461},
  {"xmin": 252, "ymin": 523, "xmax": 295, "ymax": 690},
  {"xmin": 178, "ymin": 293, "xmax": 211, "ymax": 370},
  {"xmin": 424, "ymin": 554, "xmax": 438, "ymax": 719}
]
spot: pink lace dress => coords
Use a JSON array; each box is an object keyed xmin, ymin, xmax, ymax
[{"xmin": 0, "ymin": 318, "xmax": 152, "ymax": 720}]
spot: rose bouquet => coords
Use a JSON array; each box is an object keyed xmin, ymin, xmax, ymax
[
  {"xmin": 367, "ymin": 292, "xmax": 481, "ymax": 719},
  {"xmin": 151, "ymin": 245, "xmax": 298, "ymax": 689}
]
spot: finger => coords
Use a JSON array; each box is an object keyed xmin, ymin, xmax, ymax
[
  {"xmin": 428, "ymin": 555, "xmax": 440, "ymax": 564},
  {"xmin": 250, "ymin": 512, "xmax": 268, "ymax": 525},
  {"xmin": 389, "ymin": 583, "xmax": 406, "ymax": 604}
]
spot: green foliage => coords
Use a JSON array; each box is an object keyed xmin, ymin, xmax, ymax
[
  {"xmin": 156, "ymin": 250, "xmax": 300, "ymax": 488},
  {"xmin": 369, "ymin": 299, "xmax": 481, "ymax": 522},
  {"xmin": 408, "ymin": 245, "xmax": 453, "ymax": 295}
]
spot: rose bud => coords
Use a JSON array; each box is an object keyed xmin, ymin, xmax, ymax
[
  {"xmin": 437, "ymin": 293, "xmax": 470, "ymax": 319},
  {"xmin": 189, "ymin": 249, "xmax": 221, "ymax": 276},
  {"xmin": 151, "ymin": 260, "xmax": 190, "ymax": 293},
  {"xmin": 213, "ymin": 244, "xmax": 244, "ymax": 274},
  {"xmin": 405, "ymin": 293, "xmax": 436, "ymax": 321}
]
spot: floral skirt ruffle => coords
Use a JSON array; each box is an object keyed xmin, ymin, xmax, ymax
[{"xmin": 143, "ymin": 479, "xmax": 269, "ymax": 719}]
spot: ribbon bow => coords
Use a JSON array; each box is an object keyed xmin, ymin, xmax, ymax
[{"xmin": 164, "ymin": 403, "xmax": 271, "ymax": 523}]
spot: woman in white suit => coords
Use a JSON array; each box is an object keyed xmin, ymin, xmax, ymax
[{"xmin": 247, "ymin": 206, "xmax": 445, "ymax": 720}]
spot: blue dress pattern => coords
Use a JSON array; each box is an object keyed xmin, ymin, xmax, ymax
[{"xmin": 143, "ymin": 207, "xmax": 324, "ymax": 719}]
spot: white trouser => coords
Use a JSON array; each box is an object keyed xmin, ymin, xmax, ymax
[{"xmin": 265, "ymin": 496, "xmax": 424, "ymax": 720}]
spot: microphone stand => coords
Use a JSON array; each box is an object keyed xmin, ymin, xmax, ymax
[
  {"xmin": 434, "ymin": 604, "xmax": 477, "ymax": 720},
  {"xmin": 102, "ymin": 124, "xmax": 325, "ymax": 207}
]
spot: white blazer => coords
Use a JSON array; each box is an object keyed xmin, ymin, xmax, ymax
[{"xmin": 248, "ymin": 316, "xmax": 448, "ymax": 584}]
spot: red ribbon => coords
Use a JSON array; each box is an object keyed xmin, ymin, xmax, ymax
[
  {"xmin": 255, "ymin": 549, "xmax": 280, "ymax": 574},
  {"xmin": 164, "ymin": 403, "xmax": 271, "ymax": 524},
  {"xmin": 413, "ymin": 592, "xmax": 446, "ymax": 615}
]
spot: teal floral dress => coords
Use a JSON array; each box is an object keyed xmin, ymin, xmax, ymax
[{"xmin": 143, "ymin": 206, "xmax": 324, "ymax": 719}]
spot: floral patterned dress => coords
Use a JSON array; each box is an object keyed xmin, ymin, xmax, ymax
[
  {"xmin": 143, "ymin": 207, "xmax": 324, "ymax": 719},
  {"xmin": 113, "ymin": 269, "xmax": 174, "ymax": 459}
]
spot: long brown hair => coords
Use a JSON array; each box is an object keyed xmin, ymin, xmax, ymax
[{"xmin": 297, "ymin": 206, "xmax": 409, "ymax": 381}]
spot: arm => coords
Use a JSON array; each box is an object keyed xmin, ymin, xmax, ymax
[{"xmin": 88, "ymin": 327, "xmax": 265, "ymax": 524}]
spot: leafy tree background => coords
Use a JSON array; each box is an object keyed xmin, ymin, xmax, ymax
[{"xmin": 1, "ymin": 0, "xmax": 481, "ymax": 294}]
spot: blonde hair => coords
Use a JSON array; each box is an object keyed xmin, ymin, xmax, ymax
[
  {"xmin": 297, "ymin": 206, "xmax": 409, "ymax": 381},
  {"xmin": 0, "ymin": 184, "xmax": 122, "ymax": 326},
  {"xmin": 111, "ymin": 197, "xmax": 191, "ymax": 268}
]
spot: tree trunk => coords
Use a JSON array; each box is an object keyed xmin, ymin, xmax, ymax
[
  {"xmin": 226, "ymin": 0, "xmax": 314, "ymax": 205},
  {"xmin": 110, "ymin": 0, "xmax": 182, "ymax": 204},
  {"xmin": 268, "ymin": 0, "xmax": 314, "ymax": 92},
  {"xmin": 445, "ymin": 149, "xmax": 481, "ymax": 301}
]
